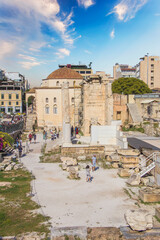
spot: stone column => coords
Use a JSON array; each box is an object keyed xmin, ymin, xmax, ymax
[
  {"xmin": 62, "ymin": 82, "xmax": 71, "ymax": 144},
  {"xmin": 105, "ymin": 82, "xmax": 113, "ymax": 125}
]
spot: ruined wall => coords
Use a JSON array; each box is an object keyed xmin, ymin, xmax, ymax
[{"xmin": 113, "ymin": 94, "xmax": 128, "ymax": 124}]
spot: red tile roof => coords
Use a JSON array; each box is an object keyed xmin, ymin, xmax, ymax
[{"xmin": 47, "ymin": 67, "xmax": 83, "ymax": 79}]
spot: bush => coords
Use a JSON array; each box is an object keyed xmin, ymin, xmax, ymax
[{"xmin": 0, "ymin": 132, "xmax": 14, "ymax": 151}]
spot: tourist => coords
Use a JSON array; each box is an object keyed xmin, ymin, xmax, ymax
[
  {"xmin": 16, "ymin": 137, "xmax": 19, "ymax": 148},
  {"xmin": 57, "ymin": 129, "xmax": 59, "ymax": 138},
  {"xmin": 92, "ymin": 154, "xmax": 97, "ymax": 171},
  {"xmin": 43, "ymin": 130, "xmax": 46, "ymax": 140},
  {"xmin": 33, "ymin": 133, "xmax": 36, "ymax": 144},
  {"xmin": 71, "ymin": 126, "xmax": 74, "ymax": 137},
  {"xmin": 86, "ymin": 165, "xmax": 91, "ymax": 182},
  {"xmin": 51, "ymin": 133, "xmax": 54, "ymax": 140},
  {"xmin": 18, "ymin": 144, "xmax": 23, "ymax": 158},
  {"xmin": 45, "ymin": 131, "xmax": 47, "ymax": 140},
  {"xmin": 29, "ymin": 133, "xmax": 32, "ymax": 144},
  {"xmin": 19, "ymin": 137, "xmax": 22, "ymax": 146},
  {"xmin": 76, "ymin": 127, "xmax": 79, "ymax": 135}
]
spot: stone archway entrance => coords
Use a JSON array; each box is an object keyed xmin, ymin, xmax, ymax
[{"xmin": 27, "ymin": 96, "xmax": 36, "ymax": 114}]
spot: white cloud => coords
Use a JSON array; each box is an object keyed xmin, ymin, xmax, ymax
[
  {"xmin": 0, "ymin": 41, "xmax": 15, "ymax": 60},
  {"xmin": 55, "ymin": 48, "xmax": 70, "ymax": 58},
  {"xmin": 110, "ymin": 29, "xmax": 115, "ymax": 39},
  {"xmin": 155, "ymin": 13, "xmax": 160, "ymax": 16},
  {"xmin": 18, "ymin": 52, "xmax": 42, "ymax": 69},
  {"xmin": 0, "ymin": 0, "xmax": 77, "ymax": 50},
  {"xmin": 18, "ymin": 54, "xmax": 36, "ymax": 61},
  {"xmin": 107, "ymin": 0, "xmax": 148, "ymax": 22},
  {"xmin": 19, "ymin": 61, "xmax": 41, "ymax": 69},
  {"xmin": 77, "ymin": 0, "xmax": 95, "ymax": 8},
  {"xmin": 84, "ymin": 50, "xmax": 92, "ymax": 54}
]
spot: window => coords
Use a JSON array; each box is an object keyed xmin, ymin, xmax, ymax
[
  {"xmin": 86, "ymin": 71, "xmax": 91, "ymax": 74},
  {"xmin": 151, "ymin": 70, "xmax": 154, "ymax": 73},
  {"xmin": 56, "ymin": 81, "xmax": 59, "ymax": 86},
  {"xmin": 53, "ymin": 105, "xmax": 57, "ymax": 114},
  {"xmin": 54, "ymin": 97, "xmax": 56, "ymax": 103},
  {"xmin": 9, "ymin": 94, "xmax": 11, "ymax": 99},
  {"xmin": 1, "ymin": 101, "xmax": 4, "ymax": 105},
  {"xmin": 46, "ymin": 98, "xmax": 48, "ymax": 103},
  {"xmin": 9, "ymin": 101, "xmax": 11, "ymax": 105},
  {"xmin": 1, "ymin": 94, "xmax": 4, "ymax": 99},
  {"xmin": 45, "ymin": 105, "xmax": 49, "ymax": 114},
  {"xmin": 8, "ymin": 107, "xmax": 13, "ymax": 112},
  {"xmin": 151, "ymin": 58, "xmax": 154, "ymax": 61},
  {"xmin": 151, "ymin": 82, "xmax": 154, "ymax": 86},
  {"xmin": 151, "ymin": 77, "xmax": 154, "ymax": 81},
  {"xmin": 16, "ymin": 101, "xmax": 19, "ymax": 105},
  {"xmin": 16, "ymin": 94, "xmax": 19, "ymax": 99},
  {"xmin": 80, "ymin": 71, "xmax": 85, "ymax": 74},
  {"xmin": 71, "ymin": 97, "xmax": 74, "ymax": 103},
  {"xmin": 151, "ymin": 64, "xmax": 154, "ymax": 67}
]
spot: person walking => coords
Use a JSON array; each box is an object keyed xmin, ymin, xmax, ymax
[
  {"xmin": 45, "ymin": 131, "xmax": 47, "ymax": 140},
  {"xmin": 86, "ymin": 165, "xmax": 91, "ymax": 182},
  {"xmin": 18, "ymin": 144, "xmax": 23, "ymax": 158},
  {"xmin": 43, "ymin": 130, "xmax": 46, "ymax": 140},
  {"xmin": 92, "ymin": 154, "xmax": 97, "ymax": 171},
  {"xmin": 71, "ymin": 126, "xmax": 74, "ymax": 137},
  {"xmin": 16, "ymin": 137, "xmax": 19, "ymax": 148},
  {"xmin": 33, "ymin": 133, "xmax": 36, "ymax": 144},
  {"xmin": 29, "ymin": 133, "xmax": 32, "ymax": 144}
]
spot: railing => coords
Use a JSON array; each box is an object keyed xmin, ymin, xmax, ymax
[
  {"xmin": 129, "ymin": 152, "xmax": 160, "ymax": 177},
  {"xmin": 0, "ymin": 120, "xmax": 24, "ymax": 134}
]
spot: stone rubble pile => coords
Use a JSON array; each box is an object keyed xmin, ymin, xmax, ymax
[
  {"xmin": 0, "ymin": 155, "xmax": 23, "ymax": 171},
  {"xmin": 106, "ymin": 149, "xmax": 140, "ymax": 177},
  {"xmin": 60, "ymin": 157, "xmax": 80, "ymax": 179}
]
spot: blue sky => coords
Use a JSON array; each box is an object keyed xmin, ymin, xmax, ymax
[{"xmin": 0, "ymin": 0, "xmax": 160, "ymax": 86}]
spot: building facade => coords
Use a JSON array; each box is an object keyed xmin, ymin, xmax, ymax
[
  {"xmin": 0, "ymin": 79, "xmax": 22, "ymax": 113},
  {"xmin": 26, "ymin": 67, "xmax": 83, "ymax": 130},
  {"xmin": 136, "ymin": 55, "xmax": 160, "ymax": 89},
  {"xmin": 113, "ymin": 64, "xmax": 136, "ymax": 80},
  {"xmin": 59, "ymin": 64, "xmax": 93, "ymax": 79}
]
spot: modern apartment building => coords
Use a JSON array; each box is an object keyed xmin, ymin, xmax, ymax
[
  {"xmin": 136, "ymin": 55, "xmax": 160, "ymax": 89},
  {"xmin": 5, "ymin": 72, "xmax": 29, "ymax": 92},
  {"xmin": 113, "ymin": 63, "xmax": 136, "ymax": 80},
  {"xmin": 59, "ymin": 63, "xmax": 93, "ymax": 79},
  {"xmin": 0, "ymin": 79, "xmax": 22, "ymax": 113}
]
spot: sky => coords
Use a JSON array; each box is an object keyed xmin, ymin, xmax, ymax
[{"xmin": 0, "ymin": 0, "xmax": 160, "ymax": 86}]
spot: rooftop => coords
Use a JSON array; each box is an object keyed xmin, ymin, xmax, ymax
[{"xmin": 47, "ymin": 67, "xmax": 83, "ymax": 80}]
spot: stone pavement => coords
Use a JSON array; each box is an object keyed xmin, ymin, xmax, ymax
[{"xmin": 21, "ymin": 133, "xmax": 136, "ymax": 228}]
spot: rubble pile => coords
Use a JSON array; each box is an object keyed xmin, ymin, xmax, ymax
[
  {"xmin": 60, "ymin": 157, "xmax": 80, "ymax": 179},
  {"xmin": 0, "ymin": 155, "xmax": 23, "ymax": 171}
]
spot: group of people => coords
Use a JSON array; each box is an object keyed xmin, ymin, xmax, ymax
[
  {"xmin": 50, "ymin": 128, "xmax": 59, "ymax": 141},
  {"xmin": 29, "ymin": 132, "xmax": 37, "ymax": 144},
  {"xmin": 86, "ymin": 155, "xmax": 97, "ymax": 182},
  {"xmin": 71, "ymin": 126, "xmax": 79, "ymax": 137}
]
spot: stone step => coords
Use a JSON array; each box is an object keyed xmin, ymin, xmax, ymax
[{"xmin": 51, "ymin": 226, "xmax": 87, "ymax": 240}]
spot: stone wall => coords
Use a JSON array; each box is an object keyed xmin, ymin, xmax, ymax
[{"xmin": 61, "ymin": 145, "xmax": 105, "ymax": 158}]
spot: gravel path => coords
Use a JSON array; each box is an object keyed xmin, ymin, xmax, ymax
[{"xmin": 21, "ymin": 133, "xmax": 136, "ymax": 228}]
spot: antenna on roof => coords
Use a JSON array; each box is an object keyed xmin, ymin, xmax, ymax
[{"xmin": 89, "ymin": 62, "xmax": 92, "ymax": 68}]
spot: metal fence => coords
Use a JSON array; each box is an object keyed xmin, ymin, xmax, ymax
[{"xmin": 0, "ymin": 120, "xmax": 24, "ymax": 134}]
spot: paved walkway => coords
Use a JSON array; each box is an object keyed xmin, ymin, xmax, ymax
[{"xmin": 21, "ymin": 133, "xmax": 136, "ymax": 228}]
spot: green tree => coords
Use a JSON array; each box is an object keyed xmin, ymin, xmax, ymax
[{"xmin": 112, "ymin": 77, "xmax": 152, "ymax": 95}]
